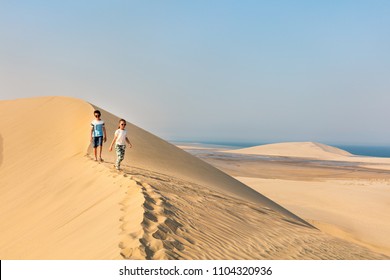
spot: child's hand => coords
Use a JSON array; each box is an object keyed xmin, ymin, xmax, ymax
[{"xmin": 109, "ymin": 146, "xmax": 112, "ymax": 152}]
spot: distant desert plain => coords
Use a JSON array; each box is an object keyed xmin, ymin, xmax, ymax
[{"xmin": 0, "ymin": 96, "xmax": 389, "ymax": 259}]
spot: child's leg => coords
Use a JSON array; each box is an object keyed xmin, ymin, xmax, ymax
[
  {"xmin": 99, "ymin": 145, "xmax": 103, "ymax": 160},
  {"xmin": 92, "ymin": 137, "xmax": 98, "ymax": 160},
  {"xmin": 97, "ymin": 137, "xmax": 103, "ymax": 160},
  {"xmin": 115, "ymin": 145, "xmax": 125, "ymax": 168}
]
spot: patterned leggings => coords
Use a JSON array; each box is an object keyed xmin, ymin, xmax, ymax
[{"xmin": 115, "ymin": 144, "xmax": 126, "ymax": 168}]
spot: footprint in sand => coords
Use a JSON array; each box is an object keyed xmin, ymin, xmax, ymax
[{"xmin": 119, "ymin": 175, "xmax": 190, "ymax": 260}]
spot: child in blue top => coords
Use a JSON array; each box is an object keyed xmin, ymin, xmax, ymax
[{"xmin": 90, "ymin": 110, "xmax": 107, "ymax": 161}]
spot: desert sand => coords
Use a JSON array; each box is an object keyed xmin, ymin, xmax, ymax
[
  {"xmin": 226, "ymin": 142, "xmax": 353, "ymax": 159},
  {"xmin": 182, "ymin": 142, "xmax": 390, "ymax": 256},
  {"xmin": 0, "ymin": 96, "xmax": 388, "ymax": 259}
]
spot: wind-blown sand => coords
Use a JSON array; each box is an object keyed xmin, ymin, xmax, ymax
[
  {"xmin": 184, "ymin": 142, "xmax": 390, "ymax": 256},
  {"xmin": 226, "ymin": 142, "xmax": 352, "ymax": 159},
  {"xmin": 0, "ymin": 97, "xmax": 388, "ymax": 259},
  {"xmin": 227, "ymin": 141, "xmax": 390, "ymax": 170}
]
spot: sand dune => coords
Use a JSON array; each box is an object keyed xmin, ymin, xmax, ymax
[
  {"xmin": 235, "ymin": 177, "xmax": 390, "ymax": 256},
  {"xmin": 0, "ymin": 97, "xmax": 134, "ymax": 259},
  {"xmin": 226, "ymin": 142, "xmax": 352, "ymax": 160},
  {"xmin": 227, "ymin": 141, "xmax": 390, "ymax": 171},
  {"xmin": 182, "ymin": 144, "xmax": 390, "ymax": 256},
  {"xmin": 91, "ymin": 105, "xmax": 309, "ymax": 225},
  {"xmin": 0, "ymin": 96, "xmax": 387, "ymax": 259}
]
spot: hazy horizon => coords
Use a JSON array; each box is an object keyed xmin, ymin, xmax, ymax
[{"xmin": 1, "ymin": 1, "xmax": 390, "ymax": 146}]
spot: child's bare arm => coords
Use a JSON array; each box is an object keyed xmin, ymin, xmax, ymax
[
  {"xmin": 103, "ymin": 127, "xmax": 107, "ymax": 142},
  {"xmin": 126, "ymin": 137, "xmax": 132, "ymax": 148},
  {"xmin": 109, "ymin": 135, "xmax": 118, "ymax": 151}
]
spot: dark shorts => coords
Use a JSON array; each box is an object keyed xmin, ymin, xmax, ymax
[{"xmin": 93, "ymin": 136, "xmax": 103, "ymax": 148}]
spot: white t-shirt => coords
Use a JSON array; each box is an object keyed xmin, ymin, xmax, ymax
[{"xmin": 115, "ymin": 129, "xmax": 127, "ymax": 145}]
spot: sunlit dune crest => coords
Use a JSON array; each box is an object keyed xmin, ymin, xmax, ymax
[
  {"xmin": 0, "ymin": 96, "xmax": 387, "ymax": 259},
  {"xmin": 226, "ymin": 142, "xmax": 352, "ymax": 160}
]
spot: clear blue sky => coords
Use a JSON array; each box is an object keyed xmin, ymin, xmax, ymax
[{"xmin": 1, "ymin": 1, "xmax": 390, "ymax": 145}]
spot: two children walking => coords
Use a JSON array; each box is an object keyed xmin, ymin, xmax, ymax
[{"xmin": 90, "ymin": 110, "xmax": 132, "ymax": 170}]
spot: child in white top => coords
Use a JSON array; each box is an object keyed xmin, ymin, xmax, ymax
[{"xmin": 109, "ymin": 119, "xmax": 132, "ymax": 170}]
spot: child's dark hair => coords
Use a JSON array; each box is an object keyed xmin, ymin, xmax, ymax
[
  {"xmin": 94, "ymin": 110, "xmax": 101, "ymax": 116},
  {"xmin": 118, "ymin": 119, "xmax": 126, "ymax": 129}
]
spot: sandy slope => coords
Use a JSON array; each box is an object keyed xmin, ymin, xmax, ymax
[
  {"xmin": 227, "ymin": 142, "xmax": 390, "ymax": 171},
  {"xmin": 183, "ymin": 143, "xmax": 390, "ymax": 257},
  {"xmin": 0, "ymin": 97, "xmax": 139, "ymax": 259},
  {"xmin": 226, "ymin": 142, "xmax": 352, "ymax": 160},
  {"xmin": 0, "ymin": 96, "xmax": 387, "ymax": 259},
  {"xmin": 235, "ymin": 177, "xmax": 390, "ymax": 256},
  {"xmin": 91, "ymin": 105, "xmax": 309, "ymax": 225}
]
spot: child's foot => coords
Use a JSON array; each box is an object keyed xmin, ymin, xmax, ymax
[
  {"xmin": 99, "ymin": 158, "xmax": 104, "ymax": 162},
  {"xmin": 94, "ymin": 158, "xmax": 98, "ymax": 161},
  {"xmin": 114, "ymin": 165, "xmax": 121, "ymax": 171}
]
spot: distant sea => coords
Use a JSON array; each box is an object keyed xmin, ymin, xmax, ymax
[
  {"xmin": 334, "ymin": 145, "xmax": 390, "ymax": 158},
  {"xmin": 172, "ymin": 141, "xmax": 390, "ymax": 158}
]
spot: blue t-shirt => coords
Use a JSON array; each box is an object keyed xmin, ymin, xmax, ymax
[{"xmin": 91, "ymin": 120, "xmax": 105, "ymax": 137}]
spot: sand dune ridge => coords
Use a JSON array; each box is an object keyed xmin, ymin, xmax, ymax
[
  {"xmin": 0, "ymin": 96, "xmax": 387, "ymax": 259},
  {"xmin": 227, "ymin": 141, "xmax": 352, "ymax": 159}
]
